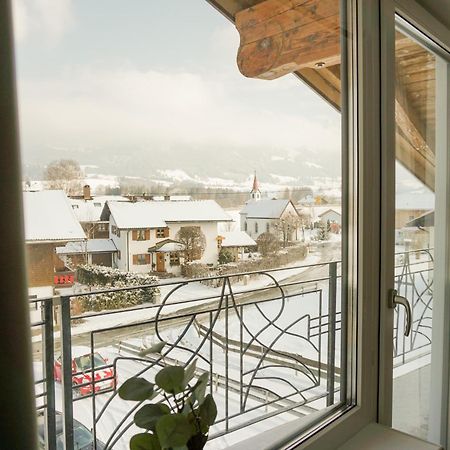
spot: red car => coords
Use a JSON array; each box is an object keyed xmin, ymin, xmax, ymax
[{"xmin": 54, "ymin": 346, "xmax": 116, "ymax": 397}]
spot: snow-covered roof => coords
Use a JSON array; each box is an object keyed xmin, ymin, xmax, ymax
[
  {"xmin": 106, "ymin": 200, "xmax": 231, "ymax": 229},
  {"xmin": 152, "ymin": 195, "xmax": 192, "ymax": 201},
  {"xmin": 70, "ymin": 196, "xmax": 130, "ymax": 222},
  {"xmin": 56, "ymin": 239, "xmax": 118, "ymax": 255},
  {"xmin": 220, "ymin": 231, "xmax": 257, "ymax": 248},
  {"xmin": 240, "ymin": 199, "xmax": 292, "ymax": 219},
  {"xmin": 23, "ymin": 191, "xmax": 86, "ymax": 242},
  {"xmin": 318, "ymin": 207, "xmax": 342, "ymax": 218}
]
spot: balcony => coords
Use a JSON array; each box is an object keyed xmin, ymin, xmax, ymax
[{"xmin": 31, "ymin": 249, "xmax": 431, "ymax": 449}]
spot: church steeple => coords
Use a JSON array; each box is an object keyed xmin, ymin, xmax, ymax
[{"xmin": 250, "ymin": 171, "xmax": 261, "ymax": 201}]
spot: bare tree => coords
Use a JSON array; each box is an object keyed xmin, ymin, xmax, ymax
[
  {"xmin": 176, "ymin": 226, "xmax": 206, "ymax": 262},
  {"xmin": 273, "ymin": 213, "xmax": 300, "ymax": 247},
  {"xmin": 44, "ymin": 159, "xmax": 83, "ymax": 194},
  {"xmin": 257, "ymin": 232, "xmax": 280, "ymax": 256}
]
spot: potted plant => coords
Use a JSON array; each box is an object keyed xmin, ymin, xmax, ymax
[{"xmin": 118, "ymin": 343, "xmax": 217, "ymax": 450}]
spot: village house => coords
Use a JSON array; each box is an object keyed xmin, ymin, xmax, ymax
[
  {"xmin": 100, "ymin": 200, "xmax": 231, "ymax": 275},
  {"xmin": 240, "ymin": 174, "xmax": 301, "ymax": 243},
  {"xmin": 23, "ymin": 190, "xmax": 86, "ymax": 298},
  {"xmin": 69, "ymin": 185, "xmax": 130, "ymax": 239}
]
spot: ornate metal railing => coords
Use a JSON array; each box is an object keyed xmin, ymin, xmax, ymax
[
  {"xmin": 31, "ymin": 260, "xmax": 342, "ymax": 450},
  {"xmin": 393, "ymin": 248, "xmax": 433, "ymax": 367},
  {"xmin": 31, "ymin": 249, "xmax": 433, "ymax": 449}
]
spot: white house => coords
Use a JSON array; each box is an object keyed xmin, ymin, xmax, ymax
[
  {"xmin": 101, "ymin": 200, "xmax": 231, "ymax": 275},
  {"xmin": 317, "ymin": 207, "xmax": 342, "ymax": 226}
]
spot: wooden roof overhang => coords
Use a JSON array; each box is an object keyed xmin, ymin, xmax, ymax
[{"xmin": 207, "ymin": 0, "xmax": 435, "ymax": 190}]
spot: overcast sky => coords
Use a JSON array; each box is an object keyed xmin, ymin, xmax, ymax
[{"xmin": 13, "ymin": 0, "xmax": 341, "ymax": 181}]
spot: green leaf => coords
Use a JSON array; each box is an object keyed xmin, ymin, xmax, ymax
[
  {"xmin": 155, "ymin": 366, "xmax": 185, "ymax": 394},
  {"xmin": 139, "ymin": 341, "xmax": 166, "ymax": 357},
  {"xmin": 191, "ymin": 373, "xmax": 208, "ymax": 405},
  {"xmin": 156, "ymin": 413, "xmax": 195, "ymax": 449},
  {"xmin": 134, "ymin": 403, "xmax": 171, "ymax": 431},
  {"xmin": 198, "ymin": 394, "xmax": 217, "ymax": 431},
  {"xmin": 118, "ymin": 377, "xmax": 154, "ymax": 401},
  {"xmin": 183, "ymin": 359, "xmax": 197, "ymax": 386},
  {"xmin": 130, "ymin": 433, "xmax": 161, "ymax": 450}
]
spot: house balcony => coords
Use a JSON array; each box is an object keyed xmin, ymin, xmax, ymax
[{"xmin": 31, "ymin": 250, "xmax": 432, "ymax": 449}]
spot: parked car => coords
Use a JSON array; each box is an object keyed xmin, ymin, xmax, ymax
[
  {"xmin": 37, "ymin": 411, "xmax": 106, "ymax": 449},
  {"xmin": 54, "ymin": 346, "xmax": 116, "ymax": 397}
]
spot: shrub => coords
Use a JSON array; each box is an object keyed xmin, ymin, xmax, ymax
[
  {"xmin": 218, "ymin": 249, "xmax": 235, "ymax": 264},
  {"xmin": 76, "ymin": 265, "xmax": 159, "ymax": 312},
  {"xmin": 256, "ymin": 232, "xmax": 281, "ymax": 256}
]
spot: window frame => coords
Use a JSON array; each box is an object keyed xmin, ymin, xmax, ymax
[
  {"xmin": 378, "ymin": 1, "xmax": 450, "ymax": 446},
  {"xmin": 283, "ymin": 0, "xmax": 383, "ymax": 447}
]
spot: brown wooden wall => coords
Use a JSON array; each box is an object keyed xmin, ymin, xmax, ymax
[{"xmin": 25, "ymin": 243, "xmax": 57, "ymax": 287}]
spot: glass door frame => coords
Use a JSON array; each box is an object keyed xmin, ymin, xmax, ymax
[{"xmin": 379, "ymin": 1, "xmax": 450, "ymax": 448}]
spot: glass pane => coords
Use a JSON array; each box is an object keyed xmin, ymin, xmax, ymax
[
  {"xmin": 14, "ymin": 0, "xmax": 353, "ymax": 448},
  {"xmin": 392, "ymin": 25, "xmax": 439, "ymax": 440}
]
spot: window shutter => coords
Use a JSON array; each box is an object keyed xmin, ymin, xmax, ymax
[
  {"xmin": 164, "ymin": 227, "xmax": 170, "ymax": 237},
  {"xmin": 133, "ymin": 255, "xmax": 138, "ymax": 265},
  {"xmin": 145, "ymin": 229, "xmax": 150, "ymax": 240},
  {"xmin": 146, "ymin": 254, "xmax": 151, "ymax": 264},
  {"xmin": 132, "ymin": 230, "xmax": 137, "ymax": 241}
]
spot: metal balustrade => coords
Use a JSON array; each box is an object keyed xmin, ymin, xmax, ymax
[{"xmin": 31, "ymin": 249, "xmax": 432, "ymax": 449}]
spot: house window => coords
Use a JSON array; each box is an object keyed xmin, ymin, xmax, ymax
[
  {"xmin": 98, "ymin": 223, "xmax": 107, "ymax": 232},
  {"xmin": 134, "ymin": 229, "xmax": 147, "ymax": 241},
  {"xmin": 266, "ymin": 223, "xmax": 270, "ymax": 232},
  {"xmin": 133, "ymin": 254, "xmax": 150, "ymax": 265},
  {"xmin": 156, "ymin": 228, "xmax": 166, "ymax": 238},
  {"xmin": 111, "ymin": 225, "xmax": 116, "ymax": 235},
  {"xmin": 244, "ymin": 221, "xmax": 247, "ymax": 232},
  {"xmin": 170, "ymin": 253, "xmax": 180, "ymax": 266},
  {"xmin": 255, "ymin": 222, "xmax": 258, "ymax": 233},
  {"xmin": 94, "ymin": 202, "xmax": 101, "ymax": 207}
]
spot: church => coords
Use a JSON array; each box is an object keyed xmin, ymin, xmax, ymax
[{"xmin": 239, "ymin": 173, "xmax": 301, "ymax": 244}]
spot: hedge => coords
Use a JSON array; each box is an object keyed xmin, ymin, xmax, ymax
[{"xmin": 76, "ymin": 265, "xmax": 159, "ymax": 312}]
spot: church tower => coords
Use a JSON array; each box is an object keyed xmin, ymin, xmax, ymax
[{"xmin": 250, "ymin": 171, "xmax": 261, "ymax": 201}]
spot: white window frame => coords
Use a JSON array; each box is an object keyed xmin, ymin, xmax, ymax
[{"xmin": 378, "ymin": 2, "xmax": 450, "ymax": 449}]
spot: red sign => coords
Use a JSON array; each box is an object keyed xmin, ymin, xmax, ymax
[{"xmin": 54, "ymin": 273, "xmax": 75, "ymax": 286}]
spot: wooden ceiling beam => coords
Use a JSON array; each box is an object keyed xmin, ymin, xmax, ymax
[{"xmin": 236, "ymin": 0, "xmax": 340, "ymax": 79}]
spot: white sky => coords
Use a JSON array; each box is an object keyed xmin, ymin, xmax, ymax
[{"xmin": 12, "ymin": 0, "xmax": 341, "ymax": 180}]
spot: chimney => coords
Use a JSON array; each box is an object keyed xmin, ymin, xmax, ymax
[{"xmin": 83, "ymin": 184, "xmax": 91, "ymax": 200}]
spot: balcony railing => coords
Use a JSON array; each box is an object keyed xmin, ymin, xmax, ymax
[{"xmin": 30, "ymin": 249, "xmax": 432, "ymax": 449}]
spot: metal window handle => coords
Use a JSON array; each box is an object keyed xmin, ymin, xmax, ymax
[{"xmin": 388, "ymin": 289, "xmax": 412, "ymax": 337}]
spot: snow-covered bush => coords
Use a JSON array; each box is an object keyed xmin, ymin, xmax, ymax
[
  {"xmin": 77, "ymin": 265, "xmax": 159, "ymax": 312},
  {"xmin": 181, "ymin": 262, "xmax": 211, "ymax": 279}
]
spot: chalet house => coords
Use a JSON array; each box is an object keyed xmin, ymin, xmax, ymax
[
  {"xmin": 23, "ymin": 190, "xmax": 86, "ymax": 298},
  {"xmin": 101, "ymin": 200, "xmax": 231, "ymax": 274},
  {"xmin": 69, "ymin": 185, "xmax": 130, "ymax": 239}
]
